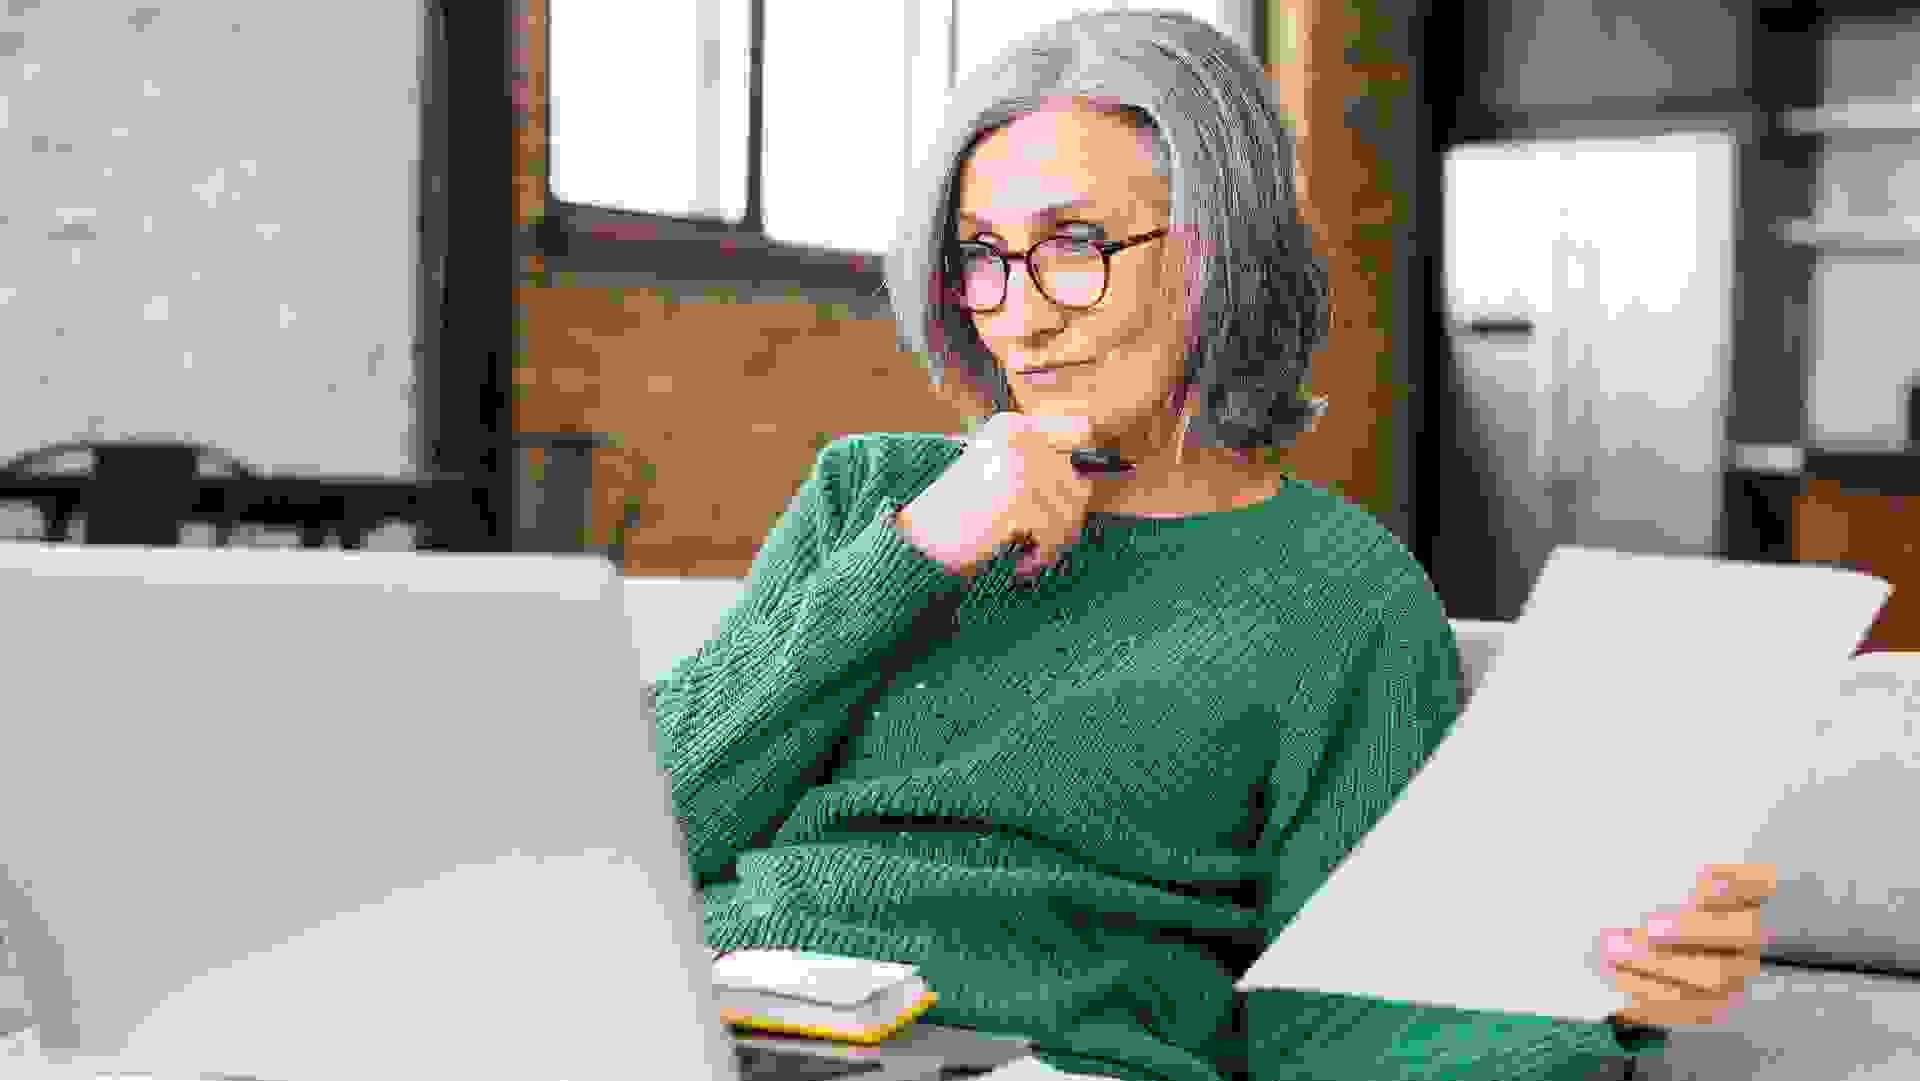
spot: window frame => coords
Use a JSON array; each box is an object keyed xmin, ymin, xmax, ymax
[
  {"xmin": 535, "ymin": 0, "xmax": 889, "ymax": 297},
  {"xmin": 532, "ymin": 1, "xmax": 1265, "ymax": 299}
]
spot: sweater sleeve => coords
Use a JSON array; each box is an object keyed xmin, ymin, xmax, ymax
[
  {"xmin": 651, "ymin": 436, "xmax": 970, "ymax": 888},
  {"xmin": 1243, "ymin": 581, "xmax": 1665, "ymax": 1079}
]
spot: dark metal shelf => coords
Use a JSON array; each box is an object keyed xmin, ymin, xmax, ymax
[{"xmin": 1727, "ymin": 443, "xmax": 1920, "ymax": 495}]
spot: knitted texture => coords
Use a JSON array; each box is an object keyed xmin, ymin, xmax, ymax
[{"xmin": 654, "ymin": 433, "xmax": 1659, "ymax": 1081}]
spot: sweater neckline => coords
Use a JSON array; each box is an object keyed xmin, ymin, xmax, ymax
[{"xmin": 1085, "ymin": 477, "xmax": 1297, "ymax": 524}]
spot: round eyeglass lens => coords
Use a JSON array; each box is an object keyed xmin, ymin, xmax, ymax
[
  {"xmin": 958, "ymin": 239, "xmax": 1108, "ymax": 310},
  {"xmin": 961, "ymin": 248, "xmax": 1006, "ymax": 310},
  {"xmin": 1033, "ymin": 238, "xmax": 1105, "ymax": 307}
]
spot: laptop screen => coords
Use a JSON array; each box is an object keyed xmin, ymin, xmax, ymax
[{"xmin": 0, "ymin": 545, "xmax": 735, "ymax": 1081}]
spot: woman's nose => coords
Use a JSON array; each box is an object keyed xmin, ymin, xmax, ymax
[{"xmin": 997, "ymin": 258, "xmax": 1053, "ymax": 326}]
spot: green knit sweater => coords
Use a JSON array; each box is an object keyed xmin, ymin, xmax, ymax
[{"xmin": 654, "ymin": 433, "xmax": 1666, "ymax": 1081}]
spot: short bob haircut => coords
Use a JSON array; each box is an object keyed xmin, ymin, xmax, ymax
[{"xmin": 886, "ymin": 8, "xmax": 1331, "ymax": 453}]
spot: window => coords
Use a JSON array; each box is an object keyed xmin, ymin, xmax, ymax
[
  {"xmin": 549, "ymin": 2, "xmax": 751, "ymax": 224},
  {"xmin": 544, "ymin": 1, "xmax": 1257, "ymax": 286}
]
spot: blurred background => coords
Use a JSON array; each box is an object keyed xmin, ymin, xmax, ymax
[{"xmin": 1, "ymin": 0, "xmax": 1916, "ymax": 650}]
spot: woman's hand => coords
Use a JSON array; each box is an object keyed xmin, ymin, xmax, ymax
[
  {"xmin": 1600, "ymin": 863, "xmax": 1777, "ymax": 1027},
  {"xmin": 897, "ymin": 412, "xmax": 1099, "ymax": 579}
]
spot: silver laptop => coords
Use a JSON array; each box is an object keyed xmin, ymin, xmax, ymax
[{"xmin": 0, "ymin": 543, "xmax": 1007, "ymax": 1081}]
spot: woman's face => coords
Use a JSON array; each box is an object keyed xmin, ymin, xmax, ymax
[{"xmin": 954, "ymin": 100, "xmax": 1188, "ymax": 454}]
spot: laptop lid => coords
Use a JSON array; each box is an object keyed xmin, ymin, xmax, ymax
[{"xmin": 0, "ymin": 543, "xmax": 737, "ymax": 1081}]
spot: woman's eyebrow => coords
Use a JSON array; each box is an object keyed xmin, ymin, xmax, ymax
[{"xmin": 957, "ymin": 199, "xmax": 1102, "ymax": 230}]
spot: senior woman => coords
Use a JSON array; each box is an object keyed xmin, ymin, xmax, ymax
[{"xmin": 655, "ymin": 10, "xmax": 1771, "ymax": 1081}]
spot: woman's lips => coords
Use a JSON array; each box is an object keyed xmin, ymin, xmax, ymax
[{"xmin": 1016, "ymin": 360, "xmax": 1094, "ymax": 385}]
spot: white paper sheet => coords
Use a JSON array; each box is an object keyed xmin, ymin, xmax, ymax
[
  {"xmin": 1236, "ymin": 544, "xmax": 1892, "ymax": 1022},
  {"xmin": 712, "ymin": 950, "xmax": 915, "ymax": 1007}
]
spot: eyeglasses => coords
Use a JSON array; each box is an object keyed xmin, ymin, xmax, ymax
[{"xmin": 949, "ymin": 228, "xmax": 1168, "ymax": 313}]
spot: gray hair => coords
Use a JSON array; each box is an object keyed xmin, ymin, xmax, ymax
[{"xmin": 885, "ymin": 7, "xmax": 1331, "ymax": 451}]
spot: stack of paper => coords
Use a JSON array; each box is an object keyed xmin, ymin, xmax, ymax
[{"xmin": 713, "ymin": 950, "xmax": 916, "ymax": 1008}]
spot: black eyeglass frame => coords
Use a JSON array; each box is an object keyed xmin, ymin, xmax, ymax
[{"xmin": 949, "ymin": 227, "xmax": 1170, "ymax": 314}]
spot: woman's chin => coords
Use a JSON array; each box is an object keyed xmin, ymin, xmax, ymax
[{"xmin": 1007, "ymin": 398, "xmax": 1159, "ymax": 449}]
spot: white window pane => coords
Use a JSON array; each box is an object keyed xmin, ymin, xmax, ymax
[
  {"xmin": 549, "ymin": 1, "xmax": 748, "ymax": 223},
  {"xmin": 763, "ymin": 1, "xmax": 908, "ymax": 253},
  {"xmin": 716, "ymin": 0, "xmax": 750, "ymax": 221},
  {"xmin": 908, "ymin": 0, "xmax": 955, "ymax": 180}
]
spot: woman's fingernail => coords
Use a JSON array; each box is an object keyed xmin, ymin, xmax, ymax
[{"xmin": 1604, "ymin": 931, "xmax": 1643, "ymax": 960}]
